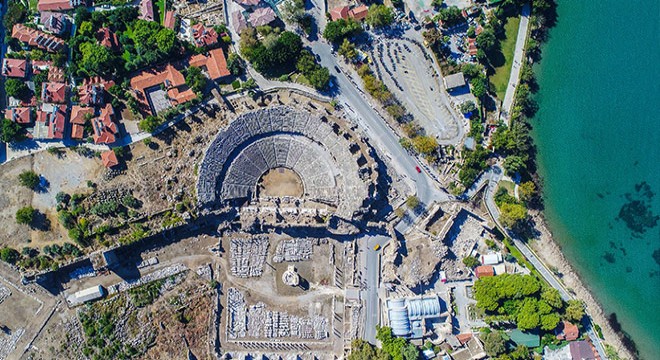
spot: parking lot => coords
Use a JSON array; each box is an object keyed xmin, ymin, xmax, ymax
[{"xmin": 370, "ymin": 33, "xmax": 461, "ymax": 142}]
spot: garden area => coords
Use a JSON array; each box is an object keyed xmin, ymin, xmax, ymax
[{"xmin": 489, "ymin": 15, "xmax": 521, "ymax": 100}]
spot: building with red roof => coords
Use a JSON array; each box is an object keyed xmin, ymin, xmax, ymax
[
  {"xmin": 48, "ymin": 66, "xmax": 66, "ymax": 83},
  {"xmin": 34, "ymin": 104, "xmax": 67, "ymax": 139},
  {"xmin": 78, "ymin": 77, "xmax": 115, "ymax": 106},
  {"xmin": 467, "ymin": 38, "xmax": 478, "ymax": 56},
  {"xmin": 191, "ymin": 23, "xmax": 219, "ymax": 48},
  {"xmin": 41, "ymin": 82, "xmax": 67, "ymax": 103},
  {"xmin": 12, "ymin": 24, "xmax": 65, "ymax": 53},
  {"xmin": 139, "ymin": 0, "xmax": 155, "ymax": 21},
  {"xmin": 38, "ymin": 0, "xmax": 73, "ymax": 12},
  {"xmin": 101, "ymin": 150, "xmax": 119, "ymax": 168},
  {"xmin": 231, "ymin": 11, "xmax": 248, "ymax": 33},
  {"xmin": 4, "ymin": 107, "xmax": 32, "ymax": 124},
  {"xmin": 96, "ymin": 27, "xmax": 119, "ymax": 50},
  {"xmin": 92, "ymin": 104, "xmax": 117, "ymax": 144},
  {"xmin": 475, "ymin": 265, "xmax": 495, "ymax": 278},
  {"xmin": 2, "ymin": 58, "xmax": 28, "ymax": 78},
  {"xmin": 70, "ymin": 105, "xmax": 94, "ymax": 139},
  {"xmin": 233, "ymin": 0, "xmax": 261, "ymax": 7},
  {"xmin": 249, "ymin": 7, "xmax": 277, "ymax": 27},
  {"xmin": 555, "ymin": 321, "xmax": 580, "ymax": 341},
  {"xmin": 188, "ymin": 48, "xmax": 230, "ymax": 81},
  {"xmin": 349, "ymin": 5, "xmax": 368, "ymax": 21},
  {"xmin": 330, "ymin": 6, "xmax": 350, "ymax": 21},
  {"xmin": 41, "ymin": 12, "xmax": 70, "ymax": 35},
  {"xmin": 129, "ymin": 64, "xmax": 196, "ymax": 115},
  {"xmin": 163, "ymin": 11, "xmax": 176, "ymax": 29}
]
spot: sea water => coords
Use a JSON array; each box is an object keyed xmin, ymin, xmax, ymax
[{"xmin": 531, "ymin": 1, "xmax": 660, "ymax": 358}]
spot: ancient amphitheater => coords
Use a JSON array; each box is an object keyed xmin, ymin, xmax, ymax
[{"xmin": 197, "ymin": 106, "xmax": 379, "ymax": 220}]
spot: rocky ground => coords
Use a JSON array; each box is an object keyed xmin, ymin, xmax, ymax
[{"xmin": 529, "ymin": 211, "xmax": 635, "ymax": 360}]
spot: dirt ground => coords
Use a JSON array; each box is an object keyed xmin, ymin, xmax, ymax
[
  {"xmin": 0, "ymin": 150, "xmax": 102, "ymax": 250},
  {"xmin": 258, "ymin": 168, "xmax": 304, "ymax": 197}
]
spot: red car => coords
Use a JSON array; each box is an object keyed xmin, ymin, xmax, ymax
[{"xmin": 415, "ymin": 166, "xmax": 422, "ymax": 173}]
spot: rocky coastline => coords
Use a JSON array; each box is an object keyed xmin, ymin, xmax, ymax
[{"xmin": 529, "ymin": 211, "xmax": 637, "ymax": 359}]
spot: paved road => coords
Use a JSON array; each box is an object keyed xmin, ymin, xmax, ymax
[
  {"xmin": 359, "ymin": 235, "xmax": 390, "ymax": 343},
  {"xmin": 500, "ymin": 3, "xmax": 531, "ymax": 125}
]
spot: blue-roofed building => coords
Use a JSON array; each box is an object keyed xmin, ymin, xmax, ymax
[{"xmin": 386, "ymin": 294, "xmax": 451, "ymax": 339}]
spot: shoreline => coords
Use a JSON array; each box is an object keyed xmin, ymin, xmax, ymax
[{"xmin": 528, "ymin": 211, "xmax": 637, "ymax": 359}]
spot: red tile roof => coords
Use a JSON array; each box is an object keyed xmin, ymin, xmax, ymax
[
  {"xmin": 71, "ymin": 123, "xmax": 85, "ymax": 139},
  {"xmin": 38, "ymin": 0, "xmax": 72, "ymax": 12},
  {"xmin": 4, "ymin": 107, "xmax": 32, "ymax": 124},
  {"xmin": 70, "ymin": 105, "xmax": 93, "ymax": 125},
  {"xmin": 330, "ymin": 6, "xmax": 350, "ymax": 21},
  {"xmin": 38, "ymin": 104, "xmax": 67, "ymax": 139},
  {"xmin": 2, "ymin": 58, "xmax": 28, "ymax": 78},
  {"xmin": 456, "ymin": 333, "xmax": 473, "ymax": 345},
  {"xmin": 41, "ymin": 11, "xmax": 69, "ymax": 35},
  {"xmin": 191, "ymin": 23, "xmax": 219, "ymax": 48},
  {"xmin": 556, "ymin": 321, "xmax": 579, "ymax": 341},
  {"xmin": 12, "ymin": 24, "xmax": 65, "ymax": 53},
  {"xmin": 96, "ymin": 27, "xmax": 119, "ymax": 49},
  {"xmin": 139, "ymin": 0, "xmax": 155, "ymax": 21},
  {"xmin": 349, "ymin": 5, "xmax": 368, "ymax": 21},
  {"xmin": 129, "ymin": 64, "xmax": 196, "ymax": 115},
  {"xmin": 78, "ymin": 77, "xmax": 115, "ymax": 106},
  {"xmin": 41, "ymin": 82, "xmax": 67, "ymax": 103},
  {"xmin": 163, "ymin": 11, "xmax": 176, "ymax": 29},
  {"xmin": 101, "ymin": 150, "xmax": 119, "ymax": 168},
  {"xmin": 249, "ymin": 7, "xmax": 276, "ymax": 27},
  {"xmin": 48, "ymin": 66, "xmax": 66, "ymax": 83},
  {"xmin": 92, "ymin": 104, "xmax": 117, "ymax": 144},
  {"xmin": 188, "ymin": 48, "xmax": 230, "ymax": 81},
  {"xmin": 475, "ymin": 265, "xmax": 494, "ymax": 278}
]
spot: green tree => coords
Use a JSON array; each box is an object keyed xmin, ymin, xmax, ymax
[
  {"xmin": 338, "ymin": 38, "xmax": 357, "ymax": 61},
  {"xmin": 78, "ymin": 21, "xmax": 94, "ymax": 38},
  {"xmin": 412, "ymin": 136, "xmax": 438, "ymax": 155},
  {"xmin": 58, "ymin": 210, "xmax": 76, "ymax": 230},
  {"xmin": 476, "ymin": 27, "xmax": 497, "ymax": 53},
  {"xmin": 79, "ymin": 42, "xmax": 116, "ymax": 77},
  {"xmin": 323, "ymin": 18, "xmax": 362, "ymax": 43},
  {"xmin": 5, "ymin": 78, "xmax": 30, "ymax": 100},
  {"xmin": 565, "ymin": 300, "xmax": 585, "ymax": 322},
  {"xmin": 155, "ymin": 28, "xmax": 176, "ymax": 53},
  {"xmin": 185, "ymin": 66, "xmax": 207, "ymax": 94},
  {"xmin": 308, "ymin": 68, "xmax": 330, "ymax": 90},
  {"xmin": 519, "ymin": 181, "xmax": 536, "ymax": 203},
  {"xmin": 541, "ymin": 312, "xmax": 561, "ymax": 331},
  {"xmin": 18, "ymin": 170, "xmax": 40, "ymax": 189},
  {"xmin": 0, "ymin": 247, "xmax": 20, "ymax": 264},
  {"xmin": 516, "ymin": 298, "xmax": 540, "ymax": 330},
  {"xmin": 460, "ymin": 100, "xmax": 477, "ymax": 114},
  {"xmin": 483, "ymin": 331, "xmax": 506, "ymax": 357},
  {"xmin": 138, "ymin": 115, "xmax": 162, "ymax": 133},
  {"xmin": 503, "ymin": 155, "xmax": 526, "ymax": 175},
  {"xmin": 499, "ymin": 202, "xmax": 527, "ymax": 228},
  {"xmin": 366, "ymin": 4, "xmax": 395, "ymax": 28},
  {"xmin": 1, "ymin": 118, "xmax": 25, "ymax": 143},
  {"xmin": 402, "ymin": 343, "xmax": 419, "ymax": 360},
  {"xmin": 510, "ymin": 345, "xmax": 530, "ymax": 360},
  {"xmin": 227, "ymin": 53, "xmax": 245, "ymax": 75},
  {"xmin": 470, "ymin": 77, "xmax": 487, "ymax": 98},
  {"xmin": 541, "ymin": 287, "xmax": 563, "ymax": 309},
  {"xmin": 16, "ymin": 206, "xmax": 36, "ymax": 225},
  {"xmin": 462, "ymin": 256, "xmax": 480, "ymax": 268},
  {"xmin": 406, "ymin": 195, "xmax": 420, "ymax": 210}
]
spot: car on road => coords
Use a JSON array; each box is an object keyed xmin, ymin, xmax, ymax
[
  {"xmin": 373, "ymin": 244, "xmax": 381, "ymax": 251},
  {"xmin": 415, "ymin": 166, "xmax": 422, "ymax": 173},
  {"xmin": 334, "ymin": 66, "xmax": 340, "ymax": 73}
]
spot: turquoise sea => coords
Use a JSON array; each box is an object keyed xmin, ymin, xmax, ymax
[{"xmin": 531, "ymin": 1, "xmax": 660, "ymax": 358}]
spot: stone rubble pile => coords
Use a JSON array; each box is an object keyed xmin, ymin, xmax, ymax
[
  {"xmin": 229, "ymin": 236, "xmax": 269, "ymax": 278},
  {"xmin": 272, "ymin": 238, "xmax": 313, "ymax": 263}
]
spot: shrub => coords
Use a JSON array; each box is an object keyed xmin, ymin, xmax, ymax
[
  {"xmin": 18, "ymin": 170, "xmax": 40, "ymax": 189},
  {"xmin": 0, "ymin": 248, "xmax": 20, "ymax": 264},
  {"xmin": 16, "ymin": 206, "xmax": 36, "ymax": 225}
]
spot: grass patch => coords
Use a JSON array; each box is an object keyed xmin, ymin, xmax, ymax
[
  {"xmin": 29, "ymin": 0, "xmax": 38, "ymax": 11},
  {"xmin": 155, "ymin": 0, "xmax": 166, "ymax": 24},
  {"xmin": 489, "ymin": 16, "xmax": 521, "ymax": 99},
  {"xmin": 498, "ymin": 180, "xmax": 516, "ymax": 196}
]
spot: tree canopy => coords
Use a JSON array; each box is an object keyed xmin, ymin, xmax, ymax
[
  {"xmin": 16, "ymin": 206, "xmax": 36, "ymax": 225},
  {"xmin": 323, "ymin": 18, "xmax": 363, "ymax": 43},
  {"xmin": 499, "ymin": 202, "xmax": 528, "ymax": 228},
  {"xmin": 1, "ymin": 119, "xmax": 25, "ymax": 143},
  {"xmin": 5, "ymin": 78, "xmax": 30, "ymax": 101},
  {"xmin": 18, "ymin": 170, "xmax": 40, "ymax": 190},
  {"xmin": 366, "ymin": 5, "xmax": 395, "ymax": 28}
]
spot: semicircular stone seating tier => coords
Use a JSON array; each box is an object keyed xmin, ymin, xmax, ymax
[{"xmin": 197, "ymin": 106, "xmax": 368, "ymax": 219}]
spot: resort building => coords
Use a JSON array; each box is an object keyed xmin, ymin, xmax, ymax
[
  {"xmin": 41, "ymin": 82, "xmax": 67, "ymax": 103},
  {"xmin": 69, "ymin": 105, "xmax": 94, "ymax": 139},
  {"xmin": 12, "ymin": 24, "xmax": 66, "ymax": 53}
]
